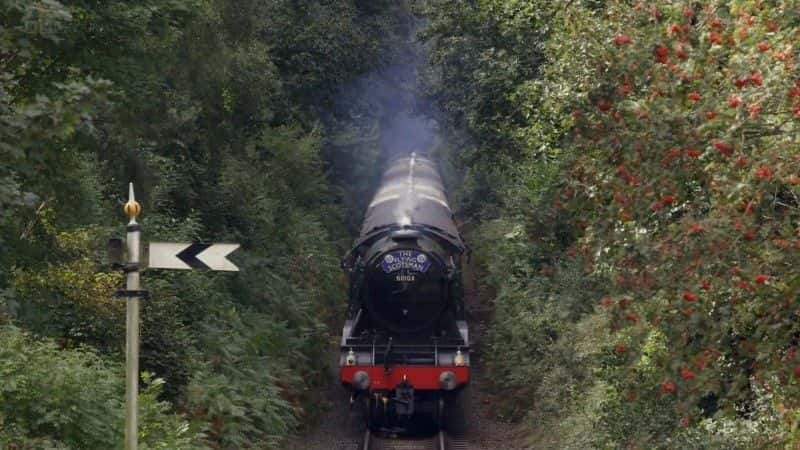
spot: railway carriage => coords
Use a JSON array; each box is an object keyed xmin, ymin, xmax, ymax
[{"xmin": 340, "ymin": 153, "xmax": 469, "ymax": 434}]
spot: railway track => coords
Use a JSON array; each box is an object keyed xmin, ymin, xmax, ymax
[{"xmin": 361, "ymin": 430, "xmax": 468, "ymax": 450}]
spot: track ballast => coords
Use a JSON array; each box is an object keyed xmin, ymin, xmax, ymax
[{"xmin": 361, "ymin": 430, "xmax": 468, "ymax": 450}]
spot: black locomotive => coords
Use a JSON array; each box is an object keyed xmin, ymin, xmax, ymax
[{"xmin": 339, "ymin": 153, "xmax": 469, "ymax": 434}]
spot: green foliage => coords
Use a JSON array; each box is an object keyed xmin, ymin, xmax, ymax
[
  {"xmin": 0, "ymin": 325, "xmax": 121, "ymax": 449},
  {"xmin": 473, "ymin": 218, "xmax": 605, "ymax": 422},
  {"xmin": 138, "ymin": 374, "xmax": 201, "ymax": 450},
  {"xmin": 0, "ymin": 325, "xmax": 198, "ymax": 449},
  {"xmin": 417, "ymin": 0, "xmax": 560, "ymax": 209},
  {"xmin": 422, "ymin": 0, "xmax": 800, "ymax": 447},
  {"xmin": 185, "ymin": 304, "xmax": 303, "ymax": 449},
  {"xmin": 1, "ymin": 0, "xmax": 413, "ymax": 448},
  {"xmin": 12, "ymin": 225, "xmax": 125, "ymax": 352}
]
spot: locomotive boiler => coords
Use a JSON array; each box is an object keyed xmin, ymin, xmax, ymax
[{"xmin": 339, "ymin": 153, "xmax": 469, "ymax": 434}]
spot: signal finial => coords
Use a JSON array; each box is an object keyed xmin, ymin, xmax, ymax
[{"xmin": 123, "ymin": 183, "xmax": 142, "ymax": 223}]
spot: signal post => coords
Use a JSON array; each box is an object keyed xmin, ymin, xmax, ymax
[{"xmin": 112, "ymin": 183, "xmax": 239, "ymax": 450}]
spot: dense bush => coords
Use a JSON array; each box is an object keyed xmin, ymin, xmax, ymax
[
  {"xmin": 421, "ymin": 0, "xmax": 800, "ymax": 447},
  {"xmin": 1, "ymin": 0, "xmax": 413, "ymax": 447},
  {"xmin": 0, "ymin": 325, "xmax": 197, "ymax": 449}
]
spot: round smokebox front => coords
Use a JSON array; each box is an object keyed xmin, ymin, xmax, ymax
[{"xmin": 366, "ymin": 249, "xmax": 446, "ymax": 333}]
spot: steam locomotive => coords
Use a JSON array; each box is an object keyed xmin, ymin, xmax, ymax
[{"xmin": 340, "ymin": 153, "xmax": 469, "ymax": 434}]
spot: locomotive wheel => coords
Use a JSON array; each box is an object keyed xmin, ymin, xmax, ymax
[{"xmin": 443, "ymin": 387, "xmax": 469, "ymax": 436}]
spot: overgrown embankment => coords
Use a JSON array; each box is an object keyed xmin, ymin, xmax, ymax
[
  {"xmin": 0, "ymin": 1, "xmax": 411, "ymax": 448},
  {"xmin": 420, "ymin": 1, "xmax": 800, "ymax": 448}
]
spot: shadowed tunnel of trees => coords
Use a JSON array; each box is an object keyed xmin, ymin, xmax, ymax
[{"xmin": 2, "ymin": 1, "xmax": 800, "ymax": 449}]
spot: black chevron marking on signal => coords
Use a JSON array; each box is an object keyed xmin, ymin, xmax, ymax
[{"xmin": 176, "ymin": 243, "xmax": 212, "ymax": 269}]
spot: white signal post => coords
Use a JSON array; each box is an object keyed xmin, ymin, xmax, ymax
[
  {"xmin": 123, "ymin": 183, "xmax": 142, "ymax": 450},
  {"xmin": 115, "ymin": 183, "xmax": 239, "ymax": 449}
]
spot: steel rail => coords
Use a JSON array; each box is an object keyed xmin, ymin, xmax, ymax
[{"xmin": 362, "ymin": 430, "xmax": 465, "ymax": 450}]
